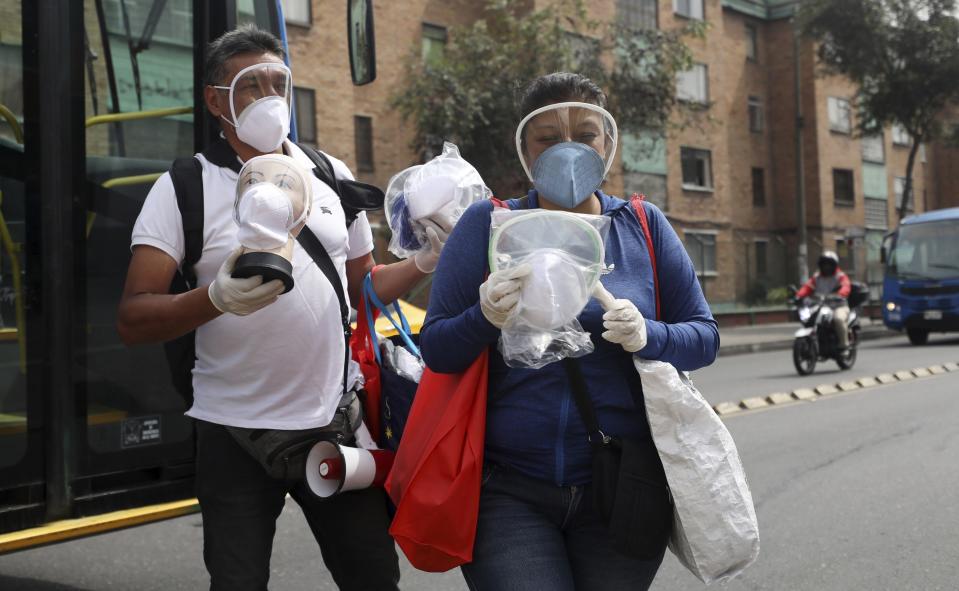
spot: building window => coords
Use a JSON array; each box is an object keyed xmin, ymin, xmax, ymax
[
  {"xmin": 833, "ymin": 168, "xmax": 855, "ymax": 206},
  {"xmin": 891, "ymin": 123, "xmax": 910, "ymax": 146},
  {"xmin": 681, "ymin": 147, "xmax": 713, "ymax": 190},
  {"xmin": 281, "ymin": 0, "xmax": 312, "ymax": 26},
  {"xmin": 864, "ymin": 197, "xmax": 888, "ymax": 229},
  {"xmin": 748, "ymin": 96, "xmax": 763, "ymax": 132},
  {"xmin": 354, "ymin": 116, "xmax": 374, "ymax": 172},
  {"xmin": 861, "ymin": 133, "xmax": 884, "ymax": 163},
  {"xmin": 674, "ymin": 0, "xmax": 704, "ymax": 20},
  {"xmin": 421, "ymin": 23, "xmax": 447, "ymax": 65},
  {"xmin": 752, "ymin": 167, "xmax": 766, "ymax": 206},
  {"xmin": 755, "ymin": 240, "xmax": 768, "ymax": 276},
  {"xmin": 618, "ymin": 0, "xmax": 658, "ymax": 30},
  {"xmin": 828, "ymin": 97, "xmax": 852, "ymax": 134},
  {"xmin": 677, "ymin": 64, "xmax": 709, "ymax": 104},
  {"xmin": 894, "ymin": 177, "xmax": 915, "ymax": 213},
  {"xmin": 293, "ymin": 87, "xmax": 317, "ymax": 147},
  {"xmin": 745, "ymin": 23, "xmax": 758, "ymax": 61},
  {"xmin": 684, "ymin": 231, "xmax": 717, "ymax": 275}
]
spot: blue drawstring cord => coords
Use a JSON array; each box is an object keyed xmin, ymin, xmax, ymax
[{"xmin": 363, "ymin": 272, "xmax": 421, "ymax": 364}]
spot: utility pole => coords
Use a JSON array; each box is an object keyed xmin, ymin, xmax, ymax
[{"xmin": 793, "ymin": 17, "xmax": 809, "ymax": 284}]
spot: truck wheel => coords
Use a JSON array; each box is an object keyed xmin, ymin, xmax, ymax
[{"xmin": 907, "ymin": 328, "xmax": 929, "ymax": 345}]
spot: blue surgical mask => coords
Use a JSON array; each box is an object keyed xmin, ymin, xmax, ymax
[{"xmin": 531, "ymin": 142, "xmax": 605, "ymax": 209}]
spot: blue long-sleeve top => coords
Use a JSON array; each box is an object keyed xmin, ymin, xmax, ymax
[{"xmin": 420, "ymin": 190, "xmax": 719, "ymax": 485}]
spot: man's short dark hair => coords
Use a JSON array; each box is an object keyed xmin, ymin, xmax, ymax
[
  {"xmin": 204, "ymin": 24, "xmax": 286, "ymax": 87},
  {"xmin": 519, "ymin": 72, "xmax": 607, "ymax": 118}
]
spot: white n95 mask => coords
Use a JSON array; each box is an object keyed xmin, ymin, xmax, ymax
[
  {"xmin": 232, "ymin": 153, "xmax": 313, "ymax": 293},
  {"xmin": 214, "ymin": 62, "xmax": 293, "ymax": 153}
]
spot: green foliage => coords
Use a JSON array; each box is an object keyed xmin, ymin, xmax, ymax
[
  {"xmin": 800, "ymin": 0, "xmax": 959, "ymax": 217},
  {"xmin": 764, "ymin": 286, "xmax": 791, "ymax": 305},
  {"xmin": 391, "ymin": 0, "xmax": 701, "ymax": 197}
]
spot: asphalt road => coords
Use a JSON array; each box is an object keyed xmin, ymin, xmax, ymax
[
  {"xmin": 1, "ymin": 344, "xmax": 957, "ymax": 590},
  {"xmin": 690, "ymin": 333, "xmax": 959, "ymax": 406}
]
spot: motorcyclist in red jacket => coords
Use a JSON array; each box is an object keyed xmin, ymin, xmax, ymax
[{"xmin": 796, "ymin": 251, "xmax": 852, "ymax": 349}]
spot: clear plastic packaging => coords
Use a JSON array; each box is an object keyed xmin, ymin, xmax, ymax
[
  {"xmin": 489, "ymin": 209, "xmax": 610, "ymax": 369},
  {"xmin": 385, "ymin": 142, "xmax": 491, "ymax": 259}
]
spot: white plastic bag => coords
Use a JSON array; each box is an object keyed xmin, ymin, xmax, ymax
[{"xmin": 634, "ymin": 358, "xmax": 760, "ymax": 584}]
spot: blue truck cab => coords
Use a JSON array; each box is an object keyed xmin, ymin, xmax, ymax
[{"xmin": 881, "ymin": 207, "xmax": 959, "ymax": 344}]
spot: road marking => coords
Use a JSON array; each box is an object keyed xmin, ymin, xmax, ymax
[{"xmin": 713, "ymin": 359, "xmax": 959, "ymax": 417}]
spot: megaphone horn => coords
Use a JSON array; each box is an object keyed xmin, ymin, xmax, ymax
[{"xmin": 305, "ymin": 440, "xmax": 395, "ymax": 498}]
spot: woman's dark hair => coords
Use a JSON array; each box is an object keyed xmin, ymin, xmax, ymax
[
  {"xmin": 519, "ymin": 72, "xmax": 607, "ymax": 117},
  {"xmin": 204, "ymin": 24, "xmax": 286, "ymax": 86}
]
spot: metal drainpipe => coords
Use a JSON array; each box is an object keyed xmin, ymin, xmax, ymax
[{"xmin": 793, "ymin": 16, "xmax": 809, "ymax": 284}]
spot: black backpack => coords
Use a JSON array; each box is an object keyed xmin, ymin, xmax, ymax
[{"xmin": 163, "ymin": 139, "xmax": 384, "ymax": 405}]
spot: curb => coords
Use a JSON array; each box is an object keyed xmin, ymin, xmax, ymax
[
  {"xmin": 717, "ymin": 326, "xmax": 898, "ymax": 357},
  {"xmin": 713, "ymin": 361, "xmax": 959, "ymax": 416}
]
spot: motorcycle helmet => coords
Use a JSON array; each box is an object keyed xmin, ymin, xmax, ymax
[{"xmin": 818, "ymin": 250, "xmax": 839, "ymax": 276}]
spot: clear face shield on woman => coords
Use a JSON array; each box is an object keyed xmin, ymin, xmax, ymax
[
  {"xmin": 213, "ymin": 62, "xmax": 293, "ymax": 153},
  {"xmin": 514, "ymin": 102, "xmax": 618, "ymax": 208}
]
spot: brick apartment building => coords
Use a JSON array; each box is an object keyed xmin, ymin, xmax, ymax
[{"xmin": 283, "ymin": 0, "xmax": 959, "ymax": 308}]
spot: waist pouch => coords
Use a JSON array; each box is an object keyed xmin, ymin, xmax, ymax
[
  {"xmin": 592, "ymin": 436, "xmax": 673, "ymax": 560},
  {"xmin": 226, "ymin": 390, "xmax": 364, "ymax": 482}
]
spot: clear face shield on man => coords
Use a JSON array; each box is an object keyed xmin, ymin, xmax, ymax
[
  {"xmin": 514, "ymin": 102, "xmax": 618, "ymax": 208},
  {"xmin": 213, "ymin": 62, "xmax": 293, "ymax": 153},
  {"xmin": 232, "ymin": 154, "xmax": 313, "ymax": 293}
]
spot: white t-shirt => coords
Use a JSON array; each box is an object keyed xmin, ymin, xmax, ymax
[{"xmin": 131, "ymin": 141, "xmax": 374, "ymax": 429}]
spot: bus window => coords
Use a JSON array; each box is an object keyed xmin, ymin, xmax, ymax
[{"xmin": 0, "ymin": 0, "xmax": 31, "ymax": 482}]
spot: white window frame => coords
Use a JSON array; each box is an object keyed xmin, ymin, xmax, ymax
[
  {"xmin": 674, "ymin": 0, "xmax": 704, "ymax": 20},
  {"xmin": 684, "ymin": 230, "xmax": 718, "ymax": 276},
  {"xmin": 828, "ymin": 97, "xmax": 852, "ymax": 134},
  {"xmin": 860, "ymin": 133, "xmax": 884, "ymax": 163},
  {"xmin": 617, "ymin": 0, "xmax": 658, "ymax": 30},
  {"xmin": 681, "ymin": 147, "xmax": 713, "ymax": 191},
  {"xmin": 677, "ymin": 63, "xmax": 709, "ymax": 104},
  {"xmin": 421, "ymin": 23, "xmax": 448, "ymax": 64},
  {"xmin": 281, "ymin": 0, "xmax": 312, "ymax": 27},
  {"xmin": 293, "ymin": 86, "xmax": 317, "ymax": 146},
  {"xmin": 891, "ymin": 123, "xmax": 911, "ymax": 146},
  {"xmin": 748, "ymin": 96, "xmax": 763, "ymax": 133}
]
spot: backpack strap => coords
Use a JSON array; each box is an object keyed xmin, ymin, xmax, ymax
[
  {"xmin": 169, "ymin": 156, "xmax": 204, "ymax": 287},
  {"xmin": 629, "ymin": 193, "xmax": 660, "ymax": 321},
  {"xmin": 295, "ymin": 142, "xmax": 385, "ymax": 226}
]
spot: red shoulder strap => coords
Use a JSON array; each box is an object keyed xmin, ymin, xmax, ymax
[{"xmin": 629, "ymin": 194, "xmax": 661, "ymax": 321}]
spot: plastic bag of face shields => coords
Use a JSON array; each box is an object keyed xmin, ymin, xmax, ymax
[
  {"xmin": 385, "ymin": 142, "xmax": 491, "ymax": 259},
  {"xmin": 489, "ymin": 209, "xmax": 610, "ymax": 369}
]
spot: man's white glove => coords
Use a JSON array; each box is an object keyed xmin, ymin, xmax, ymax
[
  {"xmin": 413, "ymin": 213, "xmax": 454, "ymax": 273},
  {"xmin": 208, "ymin": 247, "xmax": 285, "ymax": 316},
  {"xmin": 594, "ymin": 284, "xmax": 647, "ymax": 353},
  {"xmin": 479, "ymin": 264, "xmax": 531, "ymax": 329}
]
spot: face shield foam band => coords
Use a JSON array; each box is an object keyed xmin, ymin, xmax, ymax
[{"xmin": 514, "ymin": 101, "xmax": 618, "ymax": 183}]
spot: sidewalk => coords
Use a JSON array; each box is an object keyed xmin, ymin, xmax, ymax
[{"xmin": 718, "ymin": 316, "xmax": 897, "ymax": 356}]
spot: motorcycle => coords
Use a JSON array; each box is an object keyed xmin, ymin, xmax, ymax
[{"xmin": 790, "ymin": 292, "xmax": 862, "ymax": 376}]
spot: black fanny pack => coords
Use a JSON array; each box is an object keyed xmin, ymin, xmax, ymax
[
  {"xmin": 226, "ymin": 390, "xmax": 364, "ymax": 482},
  {"xmin": 564, "ymin": 359, "xmax": 673, "ymax": 559}
]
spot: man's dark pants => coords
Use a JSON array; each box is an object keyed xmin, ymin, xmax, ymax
[{"xmin": 195, "ymin": 419, "xmax": 400, "ymax": 591}]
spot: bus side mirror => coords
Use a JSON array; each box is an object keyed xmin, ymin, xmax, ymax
[{"xmin": 348, "ymin": 0, "xmax": 376, "ymax": 85}]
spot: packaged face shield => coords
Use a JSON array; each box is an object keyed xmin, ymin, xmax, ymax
[
  {"xmin": 515, "ymin": 102, "xmax": 618, "ymax": 206},
  {"xmin": 213, "ymin": 62, "xmax": 293, "ymax": 153},
  {"xmin": 232, "ymin": 154, "xmax": 313, "ymax": 293},
  {"xmin": 489, "ymin": 209, "xmax": 610, "ymax": 368},
  {"xmin": 385, "ymin": 142, "xmax": 491, "ymax": 258}
]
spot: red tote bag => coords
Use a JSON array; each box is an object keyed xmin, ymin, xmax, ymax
[{"xmin": 386, "ymin": 349, "xmax": 490, "ymax": 572}]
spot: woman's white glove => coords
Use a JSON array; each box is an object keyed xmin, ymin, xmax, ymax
[
  {"xmin": 479, "ymin": 264, "xmax": 531, "ymax": 329},
  {"xmin": 413, "ymin": 213, "xmax": 454, "ymax": 273},
  {"xmin": 208, "ymin": 247, "xmax": 285, "ymax": 316},
  {"xmin": 593, "ymin": 284, "xmax": 647, "ymax": 353}
]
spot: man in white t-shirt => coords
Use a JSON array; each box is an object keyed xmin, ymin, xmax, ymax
[{"xmin": 117, "ymin": 26, "xmax": 447, "ymax": 591}]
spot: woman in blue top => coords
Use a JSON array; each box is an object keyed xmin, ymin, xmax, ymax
[{"xmin": 420, "ymin": 72, "xmax": 719, "ymax": 591}]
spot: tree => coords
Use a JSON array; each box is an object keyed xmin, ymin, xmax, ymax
[
  {"xmin": 391, "ymin": 0, "xmax": 701, "ymax": 197},
  {"xmin": 801, "ymin": 0, "xmax": 959, "ymax": 219}
]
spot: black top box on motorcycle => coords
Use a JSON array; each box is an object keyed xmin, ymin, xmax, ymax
[{"xmin": 848, "ymin": 281, "xmax": 870, "ymax": 308}]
